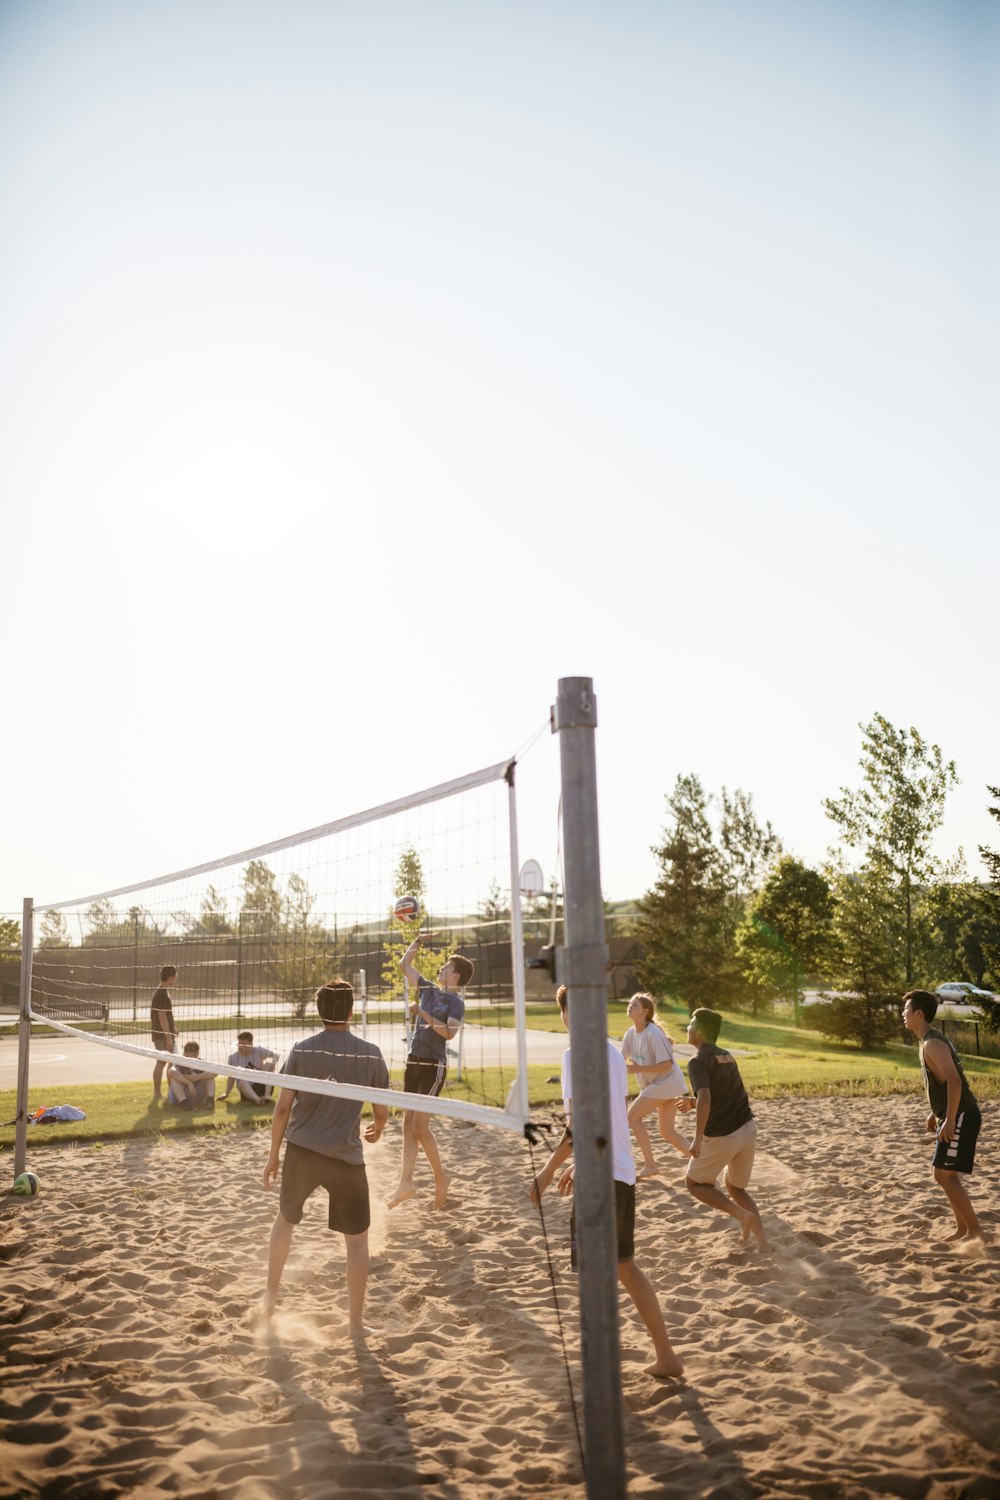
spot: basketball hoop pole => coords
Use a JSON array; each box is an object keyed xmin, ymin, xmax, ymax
[
  {"xmin": 14, "ymin": 897, "xmax": 34, "ymax": 1180},
  {"xmin": 552, "ymin": 679, "xmax": 626, "ymax": 1500}
]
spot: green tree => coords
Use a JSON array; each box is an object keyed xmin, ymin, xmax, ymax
[
  {"xmin": 814, "ymin": 867, "xmax": 903, "ymax": 1049},
  {"xmin": 380, "ymin": 845, "xmax": 449, "ymax": 1008},
  {"xmin": 736, "ymin": 856, "xmax": 834, "ymax": 1020},
  {"xmin": 974, "ymin": 785, "xmax": 1000, "ymax": 1028},
  {"xmin": 38, "ymin": 909, "xmax": 71, "ymax": 949},
  {"xmin": 636, "ymin": 774, "xmax": 728, "ymax": 1014},
  {"xmin": 475, "ymin": 879, "xmax": 510, "ymax": 942},
  {"xmin": 0, "ymin": 916, "xmax": 20, "ymax": 957},
  {"xmin": 922, "ymin": 879, "xmax": 998, "ymax": 989},
  {"xmin": 824, "ymin": 713, "xmax": 959, "ymax": 987},
  {"xmin": 239, "ymin": 860, "xmax": 283, "ymax": 935},
  {"xmin": 189, "ymin": 885, "xmax": 234, "ymax": 937}
]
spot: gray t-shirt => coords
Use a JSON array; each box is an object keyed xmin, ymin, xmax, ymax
[{"xmin": 283, "ymin": 1028, "xmax": 390, "ymax": 1165}]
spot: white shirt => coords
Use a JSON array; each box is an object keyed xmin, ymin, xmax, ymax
[
  {"xmin": 561, "ymin": 1038, "xmax": 636, "ymax": 1186},
  {"xmin": 621, "ymin": 1021, "xmax": 673, "ymax": 1074}
]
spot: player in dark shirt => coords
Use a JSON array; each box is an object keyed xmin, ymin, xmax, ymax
[
  {"xmin": 682, "ymin": 1007, "xmax": 768, "ymax": 1252},
  {"xmin": 150, "ymin": 964, "xmax": 179, "ymax": 1100},
  {"xmin": 902, "ymin": 989, "xmax": 985, "ymax": 1252}
]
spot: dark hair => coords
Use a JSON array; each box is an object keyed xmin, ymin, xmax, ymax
[
  {"xmin": 689, "ymin": 1007, "xmax": 722, "ymax": 1044},
  {"xmin": 316, "ymin": 979, "xmax": 354, "ymax": 1024},
  {"xmin": 904, "ymin": 989, "xmax": 938, "ymax": 1023},
  {"xmin": 236, "ymin": 1031, "xmax": 253, "ymax": 1043},
  {"xmin": 450, "ymin": 954, "xmax": 474, "ymax": 988},
  {"xmin": 183, "ymin": 1041, "xmax": 199, "ymax": 1056},
  {"xmin": 556, "ymin": 984, "xmax": 568, "ymax": 1013},
  {"xmin": 160, "ymin": 965, "xmax": 177, "ymax": 982}
]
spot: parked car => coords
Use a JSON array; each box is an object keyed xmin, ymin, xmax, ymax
[{"xmin": 935, "ymin": 981, "xmax": 1000, "ymax": 1006}]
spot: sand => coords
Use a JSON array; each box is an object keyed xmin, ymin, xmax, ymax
[{"xmin": 1, "ymin": 1097, "xmax": 998, "ymax": 1500}]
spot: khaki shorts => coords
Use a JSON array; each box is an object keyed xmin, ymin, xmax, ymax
[{"xmin": 686, "ymin": 1119, "xmax": 757, "ymax": 1189}]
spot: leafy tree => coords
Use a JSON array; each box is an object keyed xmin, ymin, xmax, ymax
[
  {"xmin": 736, "ymin": 857, "xmax": 833, "ymax": 1020},
  {"xmin": 974, "ymin": 785, "xmax": 1000, "ymax": 1029},
  {"xmin": 239, "ymin": 860, "xmax": 283, "ymax": 935},
  {"xmin": 824, "ymin": 713, "xmax": 959, "ymax": 987},
  {"xmin": 718, "ymin": 787, "xmax": 781, "ymax": 901},
  {"xmin": 276, "ymin": 873, "xmax": 338, "ymax": 1018},
  {"xmin": 380, "ymin": 845, "xmax": 449, "ymax": 1008},
  {"xmin": 0, "ymin": 916, "xmax": 20, "ymax": 957},
  {"xmin": 922, "ymin": 879, "xmax": 998, "ymax": 989},
  {"xmin": 814, "ymin": 867, "xmax": 903, "ymax": 1049},
  {"xmin": 475, "ymin": 879, "xmax": 510, "ymax": 942},
  {"xmin": 38, "ymin": 910, "xmax": 71, "ymax": 949},
  {"xmin": 188, "ymin": 885, "xmax": 234, "ymax": 937},
  {"xmin": 636, "ymin": 775, "xmax": 728, "ymax": 1014}
]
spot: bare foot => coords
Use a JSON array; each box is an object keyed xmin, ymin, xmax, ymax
[
  {"xmin": 940, "ymin": 1227, "xmax": 969, "ymax": 1244},
  {"xmin": 637, "ymin": 1165, "xmax": 662, "ymax": 1180},
  {"xmin": 349, "ymin": 1323, "xmax": 376, "ymax": 1342},
  {"xmin": 648, "ymin": 1353, "xmax": 685, "ymax": 1380},
  {"xmin": 433, "ymin": 1174, "xmax": 452, "ymax": 1210},
  {"xmin": 260, "ymin": 1292, "xmax": 277, "ymax": 1321},
  {"xmin": 387, "ymin": 1185, "xmax": 418, "ymax": 1210},
  {"xmin": 739, "ymin": 1212, "xmax": 769, "ymax": 1252}
]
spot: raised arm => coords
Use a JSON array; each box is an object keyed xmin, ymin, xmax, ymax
[{"xmin": 400, "ymin": 939, "xmax": 425, "ymax": 989}]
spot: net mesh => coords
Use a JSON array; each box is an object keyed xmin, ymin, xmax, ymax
[{"xmin": 29, "ymin": 758, "xmax": 529, "ymax": 1130}]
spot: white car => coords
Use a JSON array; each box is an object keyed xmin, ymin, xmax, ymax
[{"xmin": 935, "ymin": 981, "xmax": 1000, "ymax": 1006}]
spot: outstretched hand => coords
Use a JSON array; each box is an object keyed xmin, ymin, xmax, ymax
[{"xmin": 557, "ymin": 1165, "xmax": 575, "ymax": 1197}]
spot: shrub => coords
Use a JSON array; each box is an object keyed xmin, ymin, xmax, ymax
[{"xmin": 808, "ymin": 995, "xmax": 902, "ymax": 1050}]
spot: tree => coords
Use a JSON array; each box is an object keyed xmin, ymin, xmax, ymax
[
  {"xmin": 814, "ymin": 867, "xmax": 903, "ymax": 1049},
  {"xmin": 824, "ymin": 713, "xmax": 959, "ymax": 987},
  {"xmin": 636, "ymin": 775, "xmax": 729, "ymax": 1014},
  {"xmin": 239, "ymin": 860, "xmax": 283, "ymax": 935},
  {"xmin": 380, "ymin": 845, "xmax": 449, "ymax": 1008},
  {"xmin": 475, "ymin": 879, "xmax": 510, "ymax": 942},
  {"xmin": 0, "ymin": 916, "xmax": 20, "ymax": 957},
  {"xmin": 189, "ymin": 885, "xmax": 234, "ymax": 937},
  {"xmin": 974, "ymin": 785, "xmax": 1000, "ymax": 1029},
  {"xmin": 38, "ymin": 910, "xmax": 71, "ymax": 949},
  {"xmin": 736, "ymin": 857, "xmax": 833, "ymax": 1020},
  {"xmin": 922, "ymin": 879, "xmax": 999, "ymax": 989}
]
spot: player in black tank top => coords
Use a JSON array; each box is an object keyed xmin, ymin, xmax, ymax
[{"xmin": 902, "ymin": 991, "xmax": 985, "ymax": 1251}]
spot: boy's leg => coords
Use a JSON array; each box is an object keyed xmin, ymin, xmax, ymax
[
  {"xmin": 264, "ymin": 1210, "xmax": 295, "ymax": 1317},
  {"xmin": 933, "ymin": 1167, "xmax": 983, "ymax": 1242},
  {"xmin": 656, "ymin": 1102, "xmax": 692, "ymax": 1157},
  {"xmin": 725, "ymin": 1180, "xmax": 769, "ymax": 1252},
  {"xmin": 617, "ymin": 1257, "xmax": 683, "ymax": 1378},
  {"xmin": 413, "ymin": 1115, "xmax": 451, "ymax": 1209},
  {"xmin": 387, "ymin": 1110, "xmax": 420, "ymax": 1208},
  {"xmin": 344, "ymin": 1231, "xmax": 370, "ymax": 1339},
  {"xmin": 628, "ymin": 1098, "xmax": 660, "ymax": 1177},
  {"xmin": 152, "ymin": 1059, "xmax": 165, "ymax": 1097},
  {"xmin": 686, "ymin": 1177, "xmax": 767, "ymax": 1251}
]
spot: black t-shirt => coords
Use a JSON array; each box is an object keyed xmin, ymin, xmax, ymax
[
  {"xmin": 150, "ymin": 987, "xmax": 175, "ymax": 1033},
  {"xmin": 687, "ymin": 1044, "xmax": 753, "ymax": 1137}
]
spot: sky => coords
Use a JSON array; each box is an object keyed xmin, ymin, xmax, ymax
[{"xmin": 1, "ymin": 0, "xmax": 996, "ymax": 921}]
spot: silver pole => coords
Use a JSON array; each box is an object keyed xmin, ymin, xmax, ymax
[
  {"xmin": 507, "ymin": 765, "xmax": 530, "ymax": 1123},
  {"xmin": 14, "ymin": 898, "xmax": 34, "ymax": 1179},
  {"xmin": 552, "ymin": 677, "xmax": 626, "ymax": 1500}
]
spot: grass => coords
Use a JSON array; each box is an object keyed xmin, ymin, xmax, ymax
[{"xmin": 4, "ymin": 1002, "xmax": 997, "ymax": 1157}]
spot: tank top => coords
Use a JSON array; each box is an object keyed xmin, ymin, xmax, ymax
[{"xmin": 919, "ymin": 1026, "xmax": 976, "ymax": 1120}]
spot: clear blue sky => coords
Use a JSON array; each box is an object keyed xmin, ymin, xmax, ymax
[{"xmin": 1, "ymin": 0, "xmax": 996, "ymax": 916}]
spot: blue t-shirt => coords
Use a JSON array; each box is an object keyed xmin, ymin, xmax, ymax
[{"xmin": 409, "ymin": 977, "xmax": 464, "ymax": 1063}]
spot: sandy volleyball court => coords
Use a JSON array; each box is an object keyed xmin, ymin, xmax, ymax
[{"xmin": 1, "ymin": 1097, "xmax": 998, "ymax": 1499}]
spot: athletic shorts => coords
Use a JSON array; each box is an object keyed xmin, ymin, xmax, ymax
[
  {"xmin": 932, "ymin": 1105, "xmax": 981, "ymax": 1175},
  {"xmin": 152, "ymin": 1032, "xmax": 176, "ymax": 1053},
  {"xmin": 637, "ymin": 1064, "xmax": 689, "ymax": 1103},
  {"xmin": 686, "ymin": 1118, "xmax": 757, "ymax": 1189},
  {"xmin": 279, "ymin": 1141, "xmax": 371, "ymax": 1234},
  {"xmin": 571, "ymin": 1181, "xmax": 636, "ymax": 1269},
  {"xmin": 403, "ymin": 1058, "xmax": 447, "ymax": 1097}
]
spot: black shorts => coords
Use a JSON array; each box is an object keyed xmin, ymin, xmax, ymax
[
  {"xmin": 932, "ymin": 1105, "xmax": 982, "ymax": 1175},
  {"xmin": 152, "ymin": 1032, "xmax": 175, "ymax": 1053},
  {"xmin": 279, "ymin": 1142, "xmax": 371, "ymax": 1234},
  {"xmin": 571, "ymin": 1180, "xmax": 636, "ymax": 1269},
  {"xmin": 403, "ymin": 1058, "xmax": 447, "ymax": 1097}
]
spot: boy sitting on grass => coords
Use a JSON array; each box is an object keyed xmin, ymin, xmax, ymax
[{"xmin": 167, "ymin": 1041, "xmax": 217, "ymax": 1110}]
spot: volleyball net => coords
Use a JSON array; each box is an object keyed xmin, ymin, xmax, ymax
[{"xmin": 25, "ymin": 756, "xmax": 531, "ymax": 1132}]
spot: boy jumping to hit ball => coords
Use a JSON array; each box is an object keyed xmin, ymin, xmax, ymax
[{"xmin": 387, "ymin": 934, "xmax": 473, "ymax": 1211}]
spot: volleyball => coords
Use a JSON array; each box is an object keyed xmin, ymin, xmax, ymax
[
  {"xmin": 12, "ymin": 1171, "xmax": 40, "ymax": 1196},
  {"xmin": 393, "ymin": 895, "xmax": 420, "ymax": 923}
]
